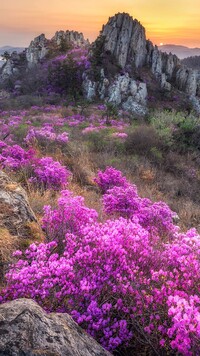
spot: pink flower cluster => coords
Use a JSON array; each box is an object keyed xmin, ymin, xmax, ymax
[
  {"xmin": 103, "ymin": 185, "xmax": 178, "ymax": 238},
  {"xmin": 42, "ymin": 189, "xmax": 98, "ymax": 241},
  {"xmin": 30, "ymin": 157, "xmax": 70, "ymax": 191},
  {"xmin": 54, "ymin": 48, "xmax": 91, "ymax": 69},
  {"xmin": 0, "ymin": 144, "xmax": 35, "ymax": 170},
  {"xmin": 25, "ymin": 127, "xmax": 69, "ymax": 146},
  {"xmin": 94, "ymin": 166, "xmax": 129, "ymax": 193}
]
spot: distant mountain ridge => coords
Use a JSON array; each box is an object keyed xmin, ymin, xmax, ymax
[
  {"xmin": 158, "ymin": 44, "xmax": 200, "ymax": 59},
  {"xmin": 0, "ymin": 46, "xmax": 25, "ymax": 56},
  {"xmin": 181, "ymin": 56, "xmax": 200, "ymax": 70}
]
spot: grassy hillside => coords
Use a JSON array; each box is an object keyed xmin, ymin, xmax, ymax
[{"xmin": 1, "ymin": 102, "xmax": 200, "ymax": 355}]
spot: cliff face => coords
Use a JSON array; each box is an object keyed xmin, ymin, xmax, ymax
[
  {"xmin": 98, "ymin": 13, "xmax": 200, "ymax": 97},
  {"xmin": 81, "ymin": 12, "xmax": 200, "ymax": 114},
  {"xmin": 101, "ymin": 13, "xmax": 147, "ymax": 69},
  {"xmin": 26, "ymin": 34, "xmax": 49, "ymax": 67}
]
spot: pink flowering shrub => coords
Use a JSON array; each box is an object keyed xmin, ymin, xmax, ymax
[
  {"xmin": 30, "ymin": 157, "xmax": 70, "ymax": 191},
  {"xmin": 2, "ymin": 209, "xmax": 200, "ymax": 354},
  {"xmin": 0, "ymin": 144, "xmax": 35, "ymax": 170},
  {"xmin": 25, "ymin": 127, "xmax": 69, "ymax": 146},
  {"xmin": 1, "ymin": 167, "xmax": 200, "ymax": 355},
  {"xmin": 42, "ymin": 189, "xmax": 98, "ymax": 241},
  {"xmin": 103, "ymin": 185, "xmax": 178, "ymax": 238},
  {"xmin": 94, "ymin": 167, "xmax": 129, "ymax": 193}
]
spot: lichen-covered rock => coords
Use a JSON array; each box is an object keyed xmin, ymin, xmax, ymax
[
  {"xmin": 82, "ymin": 72, "xmax": 147, "ymax": 115},
  {"xmin": 52, "ymin": 30, "xmax": 89, "ymax": 48},
  {"xmin": 0, "ymin": 171, "xmax": 36, "ymax": 237},
  {"xmin": 26, "ymin": 34, "xmax": 49, "ymax": 67},
  {"xmin": 175, "ymin": 66, "xmax": 197, "ymax": 95},
  {"xmin": 122, "ymin": 96, "xmax": 147, "ymax": 116},
  {"xmin": 0, "ymin": 299, "xmax": 111, "ymax": 356},
  {"xmin": 82, "ymin": 74, "xmax": 97, "ymax": 100},
  {"xmin": 101, "ymin": 12, "xmax": 147, "ymax": 68}
]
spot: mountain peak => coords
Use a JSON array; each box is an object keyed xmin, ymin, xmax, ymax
[{"xmin": 101, "ymin": 12, "xmax": 147, "ymax": 68}]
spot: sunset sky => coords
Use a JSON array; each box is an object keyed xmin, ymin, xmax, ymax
[{"xmin": 1, "ymin": 0, "xmax": 200, "ymax": 48}]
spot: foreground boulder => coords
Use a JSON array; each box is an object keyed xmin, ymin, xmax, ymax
[
  {"xmin": 0, "ymin": 171, "xmax": 36, "ymax": 237},
  {"xmin": 0, "ymin": 299, "xmax": 111, "ymax": 356}
]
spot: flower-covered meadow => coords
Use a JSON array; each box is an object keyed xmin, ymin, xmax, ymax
[{"xmin": 0, "ymin": 103, "xmax": 200, "ymax": 355}]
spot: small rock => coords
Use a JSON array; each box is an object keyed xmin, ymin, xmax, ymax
[{"xmin": 0, "ymin": 171, "xmax": 37, "ymax": 237}]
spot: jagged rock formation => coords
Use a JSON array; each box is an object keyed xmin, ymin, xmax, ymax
[
  {"xmin": 0, "ymin": 51, "xmax": 27, "ymax": 82},
  {"xmin": 26, "ymin": 34, "xmax": 50, "ymax": 67},
  {"xmin": 26, "ymin": 31, "xmax": 89, "ymax": 67},
  {"xmin": 82, "ymin": 12, "xmax": 200, "ymax": 114},
  {"xmin": 26, "ymin": 31, "xmax": 89, "ymax": 68},
  {"xmin": 0, "ymin": 171, "xmax": 37, "ymax": 237},
  {"xmin": 1, "ymin": 12, "xmax": 200, "ymax": 115},
  {"xmin": 0, "ymin": 299, "xmax": 111, "ymax": 356},
  {"xmin": 83, "ymin": 71, "xmax": 148, "ymax": 115},
  {"xmin": 106, "ymin": 13, "xmax": 200, "ymax": 97},
  {"xmin": 0, "ymin": 30, "xmax": 89, "ymax": 79},
  {"xmin": 101, "ymin": 13, "xmax": 147, "ymax": 69},
  {"xmin": 147, "ymin": 41, "xmax": 199, "ymax": 95},
  {"xmin": 53, "ymin": 30, "xmax": 89, "ymax": 47}
]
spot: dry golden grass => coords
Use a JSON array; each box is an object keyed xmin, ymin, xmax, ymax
[
  {"xmin": 0, "ymin": 228, "xmax": 19, "ymax": 281},
  {"xmin": 24, "ymin": 221, "xmax": 43, "ymax": 241},
  {"xmin": 171, "ymin": 199, "xmax": 200, "ymax": 231},
  {"xmin": 28, "ymin": 188, "xmax": 59, "ymax": 218},
  {"xmin": 139, "ymin": 168, "xmax": 156, "ymax": 183}
]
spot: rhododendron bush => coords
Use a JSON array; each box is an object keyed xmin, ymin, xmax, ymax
[
  {"xmin": 30, "ymin": 157, "xmax": 70, "ymax": 191},
  {"xmin": 1, "ymin": 167, "xmax": 200, "ymax": 355}
]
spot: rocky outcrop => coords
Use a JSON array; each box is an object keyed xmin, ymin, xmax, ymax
[
  {"xmin": 91, "ymin": 13, "xmax": 200, "ymax": 103},
  {"xmin": 0, "ymin": 30, "xmax": 89, "ymax": 75},
  {"xmin": 0, "ymin": 299, "xmax": 111, "ymax": 356},
  {"xmin": 83, "ymin": 71, "xmax": 147, "ymax": 115},
  {"xmin": 26, "ymin": 34, "xmax": 49, "ymax": 67},
  {"xmin": 52, "ymin": 30, "xmax": 89, "ymax": 48},
  {"xmin": 0, "ymin": 52, "xmax": 26, "ymax": 82},
  {"xmin": 101, "ymin": 13, "xmax": 147, "ymax": 69},
  {"xmin": 0, "ymin": 171, "xmax": 36, "ymax": 237},
  {"xmin": 26, "ymin": 31, "xmax": 89, "ymax": 67}
]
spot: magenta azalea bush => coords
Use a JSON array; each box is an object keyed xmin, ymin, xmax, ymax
[
  {"xmin": 1, "ymin": 167, "xmax": 200, "ymax": 355},
  {"xmin": 94, "ymin": 166, "xmax": 129, "ymax": 193},
  {"xmin": 30, "ymin": 157, "xmax": 70, "ymax": 191},
  {"xmin": 25, "ymin": 127, "xmax": 69, "ymax": 146},
  {"xmin": 103, "ymin": 185, "xmax": 178, "ymax": 238},
  {"xmin": 0, "ymin": 144, "xmax": 35, "ymax": 170},
  {"xmin": 0, "ymin": 137, "xmax": 71, "ymax": 191},
  {"xmin": 42, "ymin": 189, "xmax": 98, "ymax": 241}
]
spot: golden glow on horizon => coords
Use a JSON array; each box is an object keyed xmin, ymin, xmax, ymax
[{"xmin": 0, "ymin": 0, "xmax": 200, "ymax": 47}]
